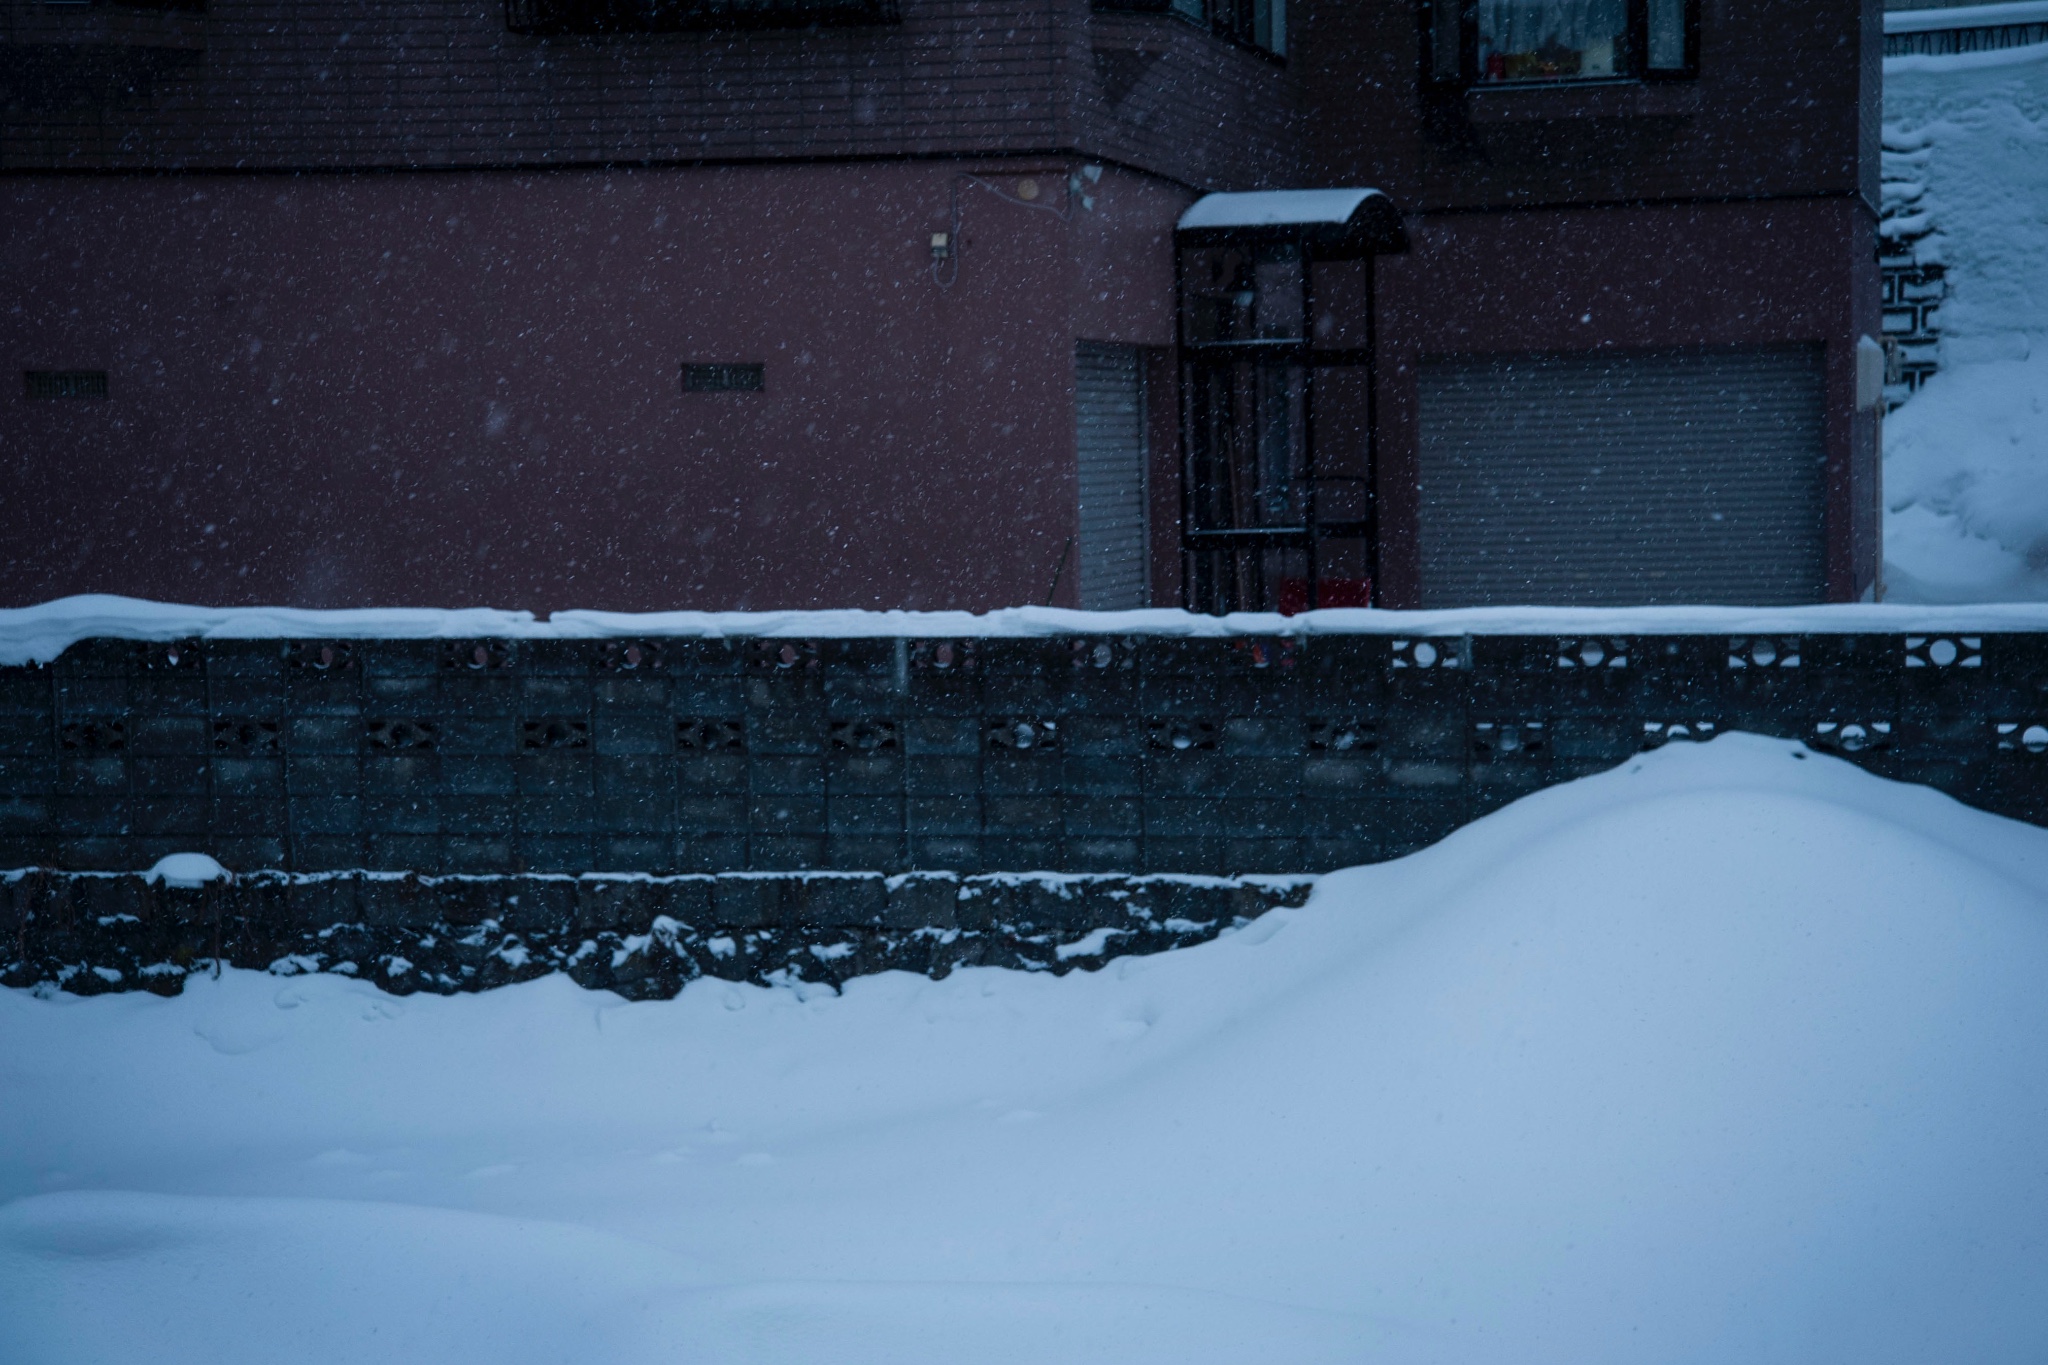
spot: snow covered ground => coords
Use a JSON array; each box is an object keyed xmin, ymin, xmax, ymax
[
  {"xmin": 1884, "ymin": 40, "xmax": 2048, "ymax": 600},
  {"xmin": 4, "ymin": 733, "xmax": 2046, "ymax": 1364}
]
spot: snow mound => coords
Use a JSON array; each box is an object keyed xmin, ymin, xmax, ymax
[
  {"xmin": 3, "ymin": 734, "xmax": 2047, "ymax": 1364},
  {"xmin": 1884, "ymin": 43, "xmax": 2048, "ymax": 600},
  {"xmin": 142, "ymin": 853, "xmax": 230, "ymax": 888}
]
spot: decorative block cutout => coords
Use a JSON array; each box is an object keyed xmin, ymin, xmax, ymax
[
  {"xmin": 1556, "ymin": 637, "xmax": 1629, "ymax": 669},
  {"xmin": 1810, "ymin": 720, "xmax": 1892, "ymax": 754},
  {"xmin": 1641, "ymin": 720, "xmax": 1717, "ymax": 748},
  {"xmin": 600, "ymin": 641, "xmax": 661, "ymax": 672},
  {"xmin": 1390, "ymin": 638, "xmax": 1462, "ymax": 670},
  {"xmin": 1905, "ymin": 635, "xmax": 1982, "ymax": 669},
  {"xmin": 986, "ymin": 719, "xmax": 1059, "ymax": 752},
  {"xmin": 1147, "ymin": 719, "xmax": 1218, "ymax": 751},
  {"xmin": 748, "ymin": 639, "xmax": 820, "ymax": 673},
  {"xmin": 60, "ymin": 719, "xmax": 126, "ymax": 752},
  {"xmin": 521, "ymin": 719, "xmax": 590, "ymax": 751},
  {"xmin": 444, "ymin": 641, "xmax": 516, "ymax": 672},
  {"xmin": 1996, "ymin": 722, "xmax": 2048, "ymax": 755},
  {"xmin": 288, "ymin": 641, "xmax": 355, "ymax": 672},
  {"xmin": 912, "ymin": 640, "xmax": 977, "ymax": 673},
  {"xmin": 676, "ymin": 718, "xmax": 745, "ymax": 752},
  {"xmin": 1472, "ymin": 720, "xmax": 1545, "ymax": 761},
  {"xmin": 1728, "ymin": 636, "xmax": 1801, "ymax": 668},
  {"xmin": 1308, "ymin": 719, "xmax": 1378, "ymax": 753},
  {"xmin": 366, "ymin": 719, "xmax": 436, "ymax": 751},
  {"xmin": 148, "ymin": 641, "xmax": 202, "ymax": 671},
  {"xmin": 830, "ymin": 720, "xmax": 899, "ymax": 752},
  {"xmin": 1232, "ymin": 638, "xmax": 1298, "ymax": 671},
  {"xmin": 1071, "ymin": 638, "xmax": 1135, "ymax": 671},
  {"xmin": 213, "ymin": 719, "xmax": 281, "ymax": 753}
]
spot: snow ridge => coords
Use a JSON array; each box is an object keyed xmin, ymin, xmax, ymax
[{"xmin": 6, "ymin": 594, "xmax": 2048, "ymax": 667}]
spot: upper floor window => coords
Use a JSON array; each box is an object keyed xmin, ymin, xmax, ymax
[
  {"xmin": 1205, "ymin": 0, "xmax": 1286, "ymax": 57},
  {"xmin": 1428, "ymin": 0, "xmax": 1694, "ymax": 85},
  {"xmin": 1099, "ymin": 0, "xmax": 1285, "ymax": 60},
  {"xmin": 506, "ymin": 0, "xmax": 897, "ymax": 35}
]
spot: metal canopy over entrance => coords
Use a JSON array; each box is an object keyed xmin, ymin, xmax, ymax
[{"xmin": 1175, "ymin": 189, "xmax": 1407, "ymax": 615}]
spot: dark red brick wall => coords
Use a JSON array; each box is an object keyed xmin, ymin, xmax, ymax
[
  {"xmin": 0, "ymin": 0, "xmax": 1296, "ymax": 189},
  {"xmin": 1298, "ymin": 0, "xmax": 1876, "ymax": 210},
  {"xmin": 1282, "ymin": 0, "xmax": 1883, "ymax": 605},
  {"xmin": 1, "ymin": 0, "xmax": 1884, "ymax": 614},
  {"xmin": 1070, "ymin": 7, "xmax": 1301, "ymax": 190}
]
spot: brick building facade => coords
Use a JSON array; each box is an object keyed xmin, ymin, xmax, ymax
[{"xmin": 1, "ymin": 0, "xmax": 1880, "ymax": 611}]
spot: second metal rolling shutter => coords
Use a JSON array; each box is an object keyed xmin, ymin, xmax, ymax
[
  {"xmin": 1075, "ymin": 342, "xmax": 1149, "ymax": 610},
  {"xmin": 1416, "ymin": 346, "xmax": 1828, "ymax": 607}
]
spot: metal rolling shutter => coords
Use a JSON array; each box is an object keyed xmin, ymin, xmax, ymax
[
  {"xmin": 1415, "ymin": 346, "xmax": 1828, "ymax": 607},
  {"xmin": 1075, "ymin": 342, "xmax": 1150, "ymax": 610}
]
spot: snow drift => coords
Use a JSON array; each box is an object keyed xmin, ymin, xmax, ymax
[
  {"xmin": 3, "ymin": 734, "xmax": 2047, "ymax": 1364},
  {"xmin": 1884, "ymin": 41, "xmax": 2048, "ymax": 600}
]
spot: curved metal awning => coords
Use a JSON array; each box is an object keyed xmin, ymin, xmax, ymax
[{"xmin": 1175, "ymin": 188, "xmax": 1407, "ymax": 258}]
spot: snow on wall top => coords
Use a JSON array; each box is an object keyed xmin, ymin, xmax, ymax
[
  {"xmin": 1176, "ymin": 189, "xmax": 1385, "ymax": 231},
  {"xmin": 1886, "ymin": 0, "xmax": 2048, "ymax": 34},
  {"xmin": 3, "ymin": 595, "xmax": 2048, "ymax": 668}
]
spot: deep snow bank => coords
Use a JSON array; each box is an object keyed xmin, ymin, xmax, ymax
[
  {"xmin": 1884, "ymin": 43, "xmax": 2048, "ymax": 600},
  {"xmin": 3, "ymin": 735, "xmax": 2047, "ymax": 1365}
]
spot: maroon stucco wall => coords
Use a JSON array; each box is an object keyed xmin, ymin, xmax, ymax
[{"xmin": 0, "ymin": 160, "xmax": 1188, "ymax": 611}]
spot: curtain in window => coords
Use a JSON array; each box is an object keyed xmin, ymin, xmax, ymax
[{"xmin": 1479, "ymin": 0, "xmax": 1626, "ymax": 53}]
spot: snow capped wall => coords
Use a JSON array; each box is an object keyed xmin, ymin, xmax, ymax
[
  {"xmin": 1883, "ymin": 41, "xmax": 2048, "ymax": 599},
  {"xmin": 6, "ymin": 595, "xmax": 2048, "ymax": 670},
  {"xmin": 1886, "ymin": 42, "xmax": 2048, "ymax": 358},
  {"xmin": 5, "ymin": 623, "xmax": 2044, "ymax": 883}
]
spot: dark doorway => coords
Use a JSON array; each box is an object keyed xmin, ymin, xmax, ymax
[{"xmin": 1175, "ymin": 190, "xmax": 1405, "ymax": 615}]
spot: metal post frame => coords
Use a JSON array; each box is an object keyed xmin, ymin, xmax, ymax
[{"xmin": 1173, "ymin": 191, "xmax": 1407, "ymax": 615}]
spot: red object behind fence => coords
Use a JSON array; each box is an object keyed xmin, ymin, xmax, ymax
[{"xmin": 1276, "ymin": 578, "xmax": 1373, "ymax": 615}]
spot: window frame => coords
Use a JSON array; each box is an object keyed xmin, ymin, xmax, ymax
[
  {"xmin": 505, "ymin": 0, "xmax": 898, "ymax": 36},
  {"xmin": 1093, "ymin": 0, "xmax": 1287, "ymax": 62},
  {"xmin": 1422, "ymin": 0, "xmax": 1699, "ymax": 91}
]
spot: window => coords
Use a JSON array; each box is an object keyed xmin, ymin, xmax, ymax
[
  {"xmin": 1208, "ymin": 0, "xmax": 1286, "ymax": 56},
  {"xmin": 507, "ymin": 0, "xmax": 896, "ymax": 36},
  {"xmin": 1427, "ymin": 0, "xmax": 1694, "ymax": 86},
  {"xmin": 1096, "ymin": 0, "xmax": 1285, "ymax": 59}
]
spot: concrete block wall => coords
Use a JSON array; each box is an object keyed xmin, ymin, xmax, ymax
[{"xmin": 3, "ymin": 631, "xmax": 2044, "ymax": 880}]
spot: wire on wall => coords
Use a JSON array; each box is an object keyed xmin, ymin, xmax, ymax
[{"xmin": 932, "ymin": 168, "xmax": 1099, "ymax": 289}]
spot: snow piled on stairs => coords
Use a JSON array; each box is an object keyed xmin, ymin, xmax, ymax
[
  {"xmin": 1884, "ymin": 43, "xmax": 2048, "ymax": 600},
  {"xmin": 1886, "ymin": 348, "xmax": 2048, "ymax": 600},
  {"xmin": 4, "ymin": 734, "xmax": 2048, "ymax": 1365}
]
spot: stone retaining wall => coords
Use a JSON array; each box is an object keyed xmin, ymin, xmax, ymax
[{"xmin": 1, "ymin": 869, "xmax": 1315, "ymax": 999}]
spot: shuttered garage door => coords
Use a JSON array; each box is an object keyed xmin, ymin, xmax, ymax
[
  {"xmin": 1416, "ymin": 346, "xmax": 1827, "ymax": 606},
  {"xmin": 1075, "ymin": 342, "xmax": 1149, "ymax": 610}
]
